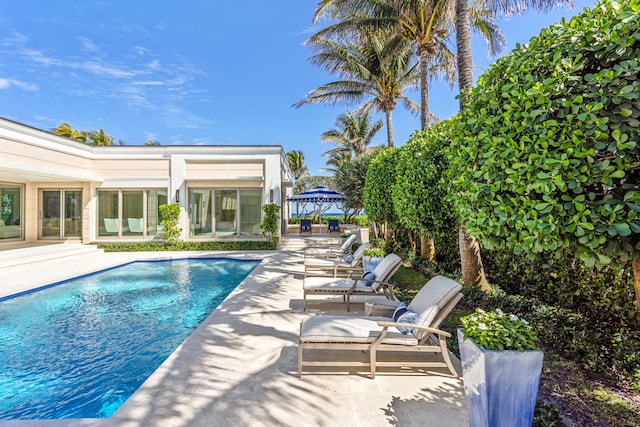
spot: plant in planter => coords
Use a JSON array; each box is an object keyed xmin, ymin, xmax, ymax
[
  {"xmin": 260, "ymin": 203, "xmax": 280, "ymax": 249},
  {"xmin": 362, "ymin": 246, "xmax": 385, "ymax": 272},
  {"xmin": 458, "ymin": 308, "xmax": 542, "ymax": 427}
]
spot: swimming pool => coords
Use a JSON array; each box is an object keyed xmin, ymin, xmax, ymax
[{"xmin": 0, "ymin": 257, "xmax": 259, "ymax": 420}]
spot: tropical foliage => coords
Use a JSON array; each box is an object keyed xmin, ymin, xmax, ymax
[
  {"xmin": 319, "ymin": 111, "xmax": 383, "ymax": 169},
  {"xmin": 158, "ymin": 203, "xmax": 182, "ymax": 245},
  {"xmin": 52, "ymin": 122, "xmax": 114, "ymax": 146},
  {"xmin": 295, "ymin": 28, "xmax": 419, "ymax": 146},
  {"xmin": 334, "ymin": 153, "xmax": 375, "ymax": 218},
  {"xmin": 363, "ymin": 147, "xmax": 399, "ymax": 230},
  {"xmin": 286, "ymin": 150, "xmax": 310, "ymax": 180},
  {"xmin": 312, "ymin": 0, "xmax": 504, "ymax": 129},
  {"xmin": 449, "ymin": 0, "xmax": 640, "ymax": 305},
  {"xmin": 260, "ymin": 203, "xmax": 281, "ymax": 248}
]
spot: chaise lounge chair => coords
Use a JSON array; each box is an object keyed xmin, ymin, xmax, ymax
[
  {"xmin": 303, "ymin": 242, "xmax": 370, "ymax": 278},
  {"xmin": 303, "ymin": 234, "xmax": 356, "ymax": 259},
  {"xmin": 302, "ymin": 253, "xmax": 402, "ymax": 311},
  {"xmin": 298, "ymin": 275, "xmax": 463, "ymax": 378}
]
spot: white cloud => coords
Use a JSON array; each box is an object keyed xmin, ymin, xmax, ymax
[
  {"xmin": 0, "ymin": 77, "xmax": 38, "ymax": 91},
  {"xmin": 78, "ymin": 37, "xmax": 99, "ymax": 53}
]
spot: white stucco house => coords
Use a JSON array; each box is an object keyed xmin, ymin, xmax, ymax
[{"xmin": 0, "ymin": 117, "xmax": 293, "ymax": 245}]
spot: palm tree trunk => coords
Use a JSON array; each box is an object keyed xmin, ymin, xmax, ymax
[
  {"xmin": 455, "ymin": 0, "xmax": 489, "ymax": 291},
  {"xmin": 459, "ymin": 222, "xmax": 490, "ymax": 290},
  {"xmin": 456, "ymin": 0, "xmax": 473, "ymax": 102},
  {"xmin": 420, "ymin": 234, "xmax": 435, "ymax": 261},
  {"xmin": 633, "ymin": 256, "xmax": 640, "ymax": 311},
  {"xmin": 385, "ymin": 110, "xmax": 394, "ymax": 147},
  {"xmin": 419, "ymin": 51, "xmax": 430, "ymax": 130}
]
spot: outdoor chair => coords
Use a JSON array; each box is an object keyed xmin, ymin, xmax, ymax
[
  {"xmin": 304, "ymin": 243, "xmax": 370, "ymax": 278},
  {"xmin": 104, "ymin": 218, "xmax": 119, "ymax": 233},
  {"xmin": 300, "ymin": 219, "xmax": 312, "ymax": 236},
  {"xmin": 328, "ymin": 219, "xmax": 340, "ymax": 235},
  {"xmin": 302, "ymin": 253, "xmax": 402, "ymax": 311},
  {"xmin": 303, "ymin": 234, "xmax": 356, "ymax": 259},
  {"xmin": 298, "ymin": 275, "xmax": 463, "ymax": 378},
  {"xmin": 127, "ymin": 218, "xmax": 144, "ymax": 233}
]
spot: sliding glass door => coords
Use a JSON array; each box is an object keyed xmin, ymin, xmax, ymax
[
  {"xmin": 41, "ymin": 190, "xmax": 82, "ymax": 239},
  {"xmin": 0, "ymin": 184, "xmax": 23, "ymax": 240},
  {"xmin": 188, "ymin": 188, "xmax": 263, "ymax": 238}
]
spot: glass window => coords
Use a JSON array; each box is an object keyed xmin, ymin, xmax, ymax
[
  {"xmin": 98, "ymin": 190, "xmax": 119, "ymax": 237},
  {"xmin": 63, "ymin": 190, "xmax": 82, "ymax": 238},
  {"xmin": 0, "ymin": 184, "xmax": 23, "ymax": 240},
  {"xmin": 123, "ymin": 191, "xmax": 144, "ymax": 236},
  {"xmin": 147, "ymin": 190, "xmax": 167, "ymax": 238},
  {"xmin": 189, "ymin": 189, "xmax": 212, "ymax": 237},
  {"xmin": 215, "ymin": 190, "xmax": 237, "ymax": 236},
  {"xmin": 240, "ymin": 189, "xmax": 262, "ymax": 235}
]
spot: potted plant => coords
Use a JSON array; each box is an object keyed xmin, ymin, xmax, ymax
[
  {"xmin": 362, "ymin": 246, "xmax": 385, "ymax": 272},
  {"xmin": 458, "ymin": 308, "xmax": 542, "ymax": 427}
]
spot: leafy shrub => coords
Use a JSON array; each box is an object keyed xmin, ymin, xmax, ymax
[
  {"xmin": 260, "ymin": 203, "xmax": 280, "ymax": 248},
  {"xmin": 159, "ymin": 203, "xmax": 182, "ymax": 245},
  {"xmin": 363, "ymin": 147, "xmax": 399, "ymax": 226},
  {"xmin": 449, "ymin": 0, "xmax": 640, "ymax": 271},
  {"xmin": 460, "ymin": 308, "xmax": 539, "ymax": 351},
  {"xmin": 98, "ymin": 241, "xmax": 273, "ymax": 252}
]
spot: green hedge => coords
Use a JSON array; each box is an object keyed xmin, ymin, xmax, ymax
[
  {"xmin": 98, "ymin": 241, "xmax": 274, "ymax": 252},
  {"xmin": 287, "ymin": 215, "xmax": 370, "ymax": 227},
  {"xmin": 449, "ymin": 0, "xmax": 640, "ymax": 269}
]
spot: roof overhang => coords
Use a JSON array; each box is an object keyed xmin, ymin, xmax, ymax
[{"xmin": 0, "ymin": 162, "xmax": 103, "ymax": 183}]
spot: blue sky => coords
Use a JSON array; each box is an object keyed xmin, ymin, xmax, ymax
[{"xmin": 0, "ymin": 1, "xmax": 596, "ymax": 176}]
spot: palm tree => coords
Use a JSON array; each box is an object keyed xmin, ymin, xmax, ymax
[
  {"xmin": 454, "ymin": 0, "xmax": 571, "ymax": 288},
  {"xmin": 455, "ymin": 0, "xmax": 569, "ymax": 104},
  {"xmin": 286, "ymin": 150, "xmax": 310, "ymax": 180},
  {"xmin": 52, "ymin": 122, "xmax": 87, "ymax": 143},
  {"xmin": 313, "ymin": 0, "xmax": 504, "ymax": 129},
  {"xmin": 295, "ymin": 30, "xmax": 420, "ymax": 146},
  {"xmin": 88, "ymin": 129, "xmax": 113, "ymax": 146},
  {"xmin": 321, "ymin": 111, "xmax": 383, "ymax": 166},
  {"xmin": 312, "ymin": 0, "xmax": 457, "ymax": 129}
]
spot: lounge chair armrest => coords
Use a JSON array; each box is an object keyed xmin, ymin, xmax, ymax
[
  {"xmin": 376, "ymin": 322, "xmax": 452, "ymax": 338},
  {"xmin": 352, "ymin": 278, "xmax": 396, "ymax": 295}
]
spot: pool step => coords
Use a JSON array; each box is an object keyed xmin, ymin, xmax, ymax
[{"xmin": 0, "ymin": 243, "xmax": 103, "ymax": 269}]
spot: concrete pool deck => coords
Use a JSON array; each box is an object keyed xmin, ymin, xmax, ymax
[{"xmin": 0, "ymin": 246, "xmax": 468, "ymax": 427}]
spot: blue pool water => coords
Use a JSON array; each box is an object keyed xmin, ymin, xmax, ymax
[{"xmin": 0, "ymin": 257, "xmax": 259, "ymax": 420}]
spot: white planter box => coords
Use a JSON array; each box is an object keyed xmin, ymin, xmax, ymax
[{"xmin": 457, "ymin": 329, "xmax": 543, "ymax": 427}]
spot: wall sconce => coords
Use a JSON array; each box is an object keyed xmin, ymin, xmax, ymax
[
  {"xmin": 175, "ymin": 189, "xmax": 180, "ymax": 202},
  {"xmin": 270, "ymin": 189, "xmax": 274, "ymax": 203}
]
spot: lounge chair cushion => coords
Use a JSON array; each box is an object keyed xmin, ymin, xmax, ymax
[
  {"xmin": 408, "ymin": 276, "xmax": 462, "ymax": 329},
  {"xmin": 303, "ymin": 277, "xmax": 374, "ymax": 293},
  {"xmin": 392, "ymin": 302, "xmax": 418, "ymax": 335},
  {"xmin": 300, "ymin": 315, "xmax": 418, "ymax": 346}
]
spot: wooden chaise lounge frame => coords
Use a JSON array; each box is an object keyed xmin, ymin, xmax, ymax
[
  {"xmin": 303, "ymin": 242, "xmax": 370, "ymax": 278},
  {"xmin": 298, "ymin": 275, "xmax": 463, "ymax": 378},
  {"xmin": 302, "ymin": 253, "xmax": 402, "ymax": 311},
  {"xmin": 303, "ymin": 234, "xmax": 357, "ymax": 259}
]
